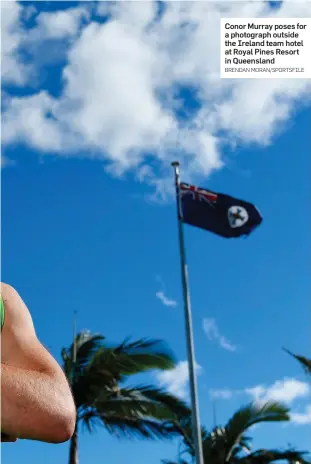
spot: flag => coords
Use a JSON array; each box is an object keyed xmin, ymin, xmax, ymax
[{"xmin": 179, "ymin": 182, "xmax": 262, "ymax": 238}]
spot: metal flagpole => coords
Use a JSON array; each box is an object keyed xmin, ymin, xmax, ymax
[
  {"xmin": 212, "ymin": 398, "xmax": 217, "ymax": 429},
  {"xmin": 171, "ymin": 161, "xmax": 204, "ymax": 464}
]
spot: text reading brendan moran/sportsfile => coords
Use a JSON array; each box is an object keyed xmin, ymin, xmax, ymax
[{"xmin": 220, "ymin": 18, "xmax": 311, "ymax": 79}]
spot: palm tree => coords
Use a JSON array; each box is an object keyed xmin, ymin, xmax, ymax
[
  {"xmin": 163, "ymin": 402, "xmax": 310, "ymax": 464},
  {"xmin": 283, "ymin": 348, "xmax": 311, "ymax": 375},
  {"xmin": 61, "ymin": 331, "xmax": 191, "ymax": 464}
]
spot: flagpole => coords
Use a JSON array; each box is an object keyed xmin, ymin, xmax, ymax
[
  {"xmin": 212, "ymin": 398, "xmax": 217, "ymax": 428},
  {"xmin": 171, "ymin": 161, "xmax": 204, "ymax": 464}
]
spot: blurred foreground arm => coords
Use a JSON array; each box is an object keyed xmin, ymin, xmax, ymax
[{"xmin": 1, "ymin": 283, "xmax": 76, "ymax": 443}]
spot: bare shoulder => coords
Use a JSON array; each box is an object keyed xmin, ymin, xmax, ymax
[
  {"xmin": 1, "ymin": 282, "xmax": 35, "ymax": 334},
  {"xmin": 1, "ymin": 282, "xmax": 21, "ymax": 297},
  {"xmin": 1, "ymin": 282, "xmax": 57, "ymax": 375}
]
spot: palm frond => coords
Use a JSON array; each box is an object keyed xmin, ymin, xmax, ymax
[
  {"xmin": 72, "ymin": 338, "xmax": 178, "ymax": 409},
  {"xmin": 94, "ymin": 396, "xmax": 175, "ymax": 422},
  {"xmin": 238, "ymin": 448, "xmax": 310, "ymax": 464},
  {"xmin": 115, "ymin": 337, "xmax": 171, "ymax": 353},
  {"xmin": 82, "ymin": 412, "xmax": 182, "ymax": 440},
  {"xmin": 74, "ymin": 349, "xmax": 118, "ymax": 404},
  {"xmin": 283, "ymin": 348, "xmax": 311, "ymax": 375},
  {"xmin": 61, "ymin": 332, "xmax": 105, "ymax": 380},
  {"xmin": 61, "ymin": 347, "xmax": 72, "ymax": 379},
  {"xmin": 162, "ymin": 460, "xmax": 189, "ymax": 464},
  {"xmin": 81, "ymin": 408, "xmax": 102, "ymax": 434},
  {"xmin": 118, "ymin": 385, "xmax": 191, "ymax": 418},
  {"xmin": 183, "ymin": 402, "xmax": 290, "ymax": 464},
  {"xmin": 62, "ymin": 332, "xmax": 108, "ymax": 408},
  {"xmin": 224, "ymin": 402, "xmax": 289, "ymax": 462},
  {"xmin": 164, "ymin": 403, "xmax": 305, "ymax": 464},
  {"xmin": 172, "ymin": 417, "xmax": 208, "ymax": 457},
  {"xmin": 74, "ymin": 333, "xmax": 105, "ymax": 368},
  {"xmin": 61, "ymin": 332, "xmax": 190, "ymax": 445},
  {"xmin": 79, "ymin": 384, "xmax": 191, "ymax": 441},
  {"xmin": 99, "ymin": 337, "xmax": 176, "ymax": 377}
]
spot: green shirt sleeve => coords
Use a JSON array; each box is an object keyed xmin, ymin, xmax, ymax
[{"xmin": 0, "ymin": 296, "xmax": 5, "ymax": 331}]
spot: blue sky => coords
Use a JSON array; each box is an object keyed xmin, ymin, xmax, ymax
[{"xmin": 1, "ymin": 1, "xmax": 311, "ymax": 463}]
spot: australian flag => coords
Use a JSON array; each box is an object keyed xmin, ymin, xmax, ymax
[{"xmin": 179, "ymin": 183, "xmax": 262, "ymax": 238}]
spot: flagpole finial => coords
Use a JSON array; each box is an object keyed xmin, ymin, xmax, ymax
[{"xmin": 171, "ymin": 161, "xmax": 180, "ymax": 167}]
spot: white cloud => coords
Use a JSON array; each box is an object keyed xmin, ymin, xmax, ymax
[
  {"xmin": 210, "ymin": 378, "xmax": 310, "ymax": 408},
  {"xmin": 210, "ymin": 379, "xmax": 311, "ymax": 428},
  {"xmin": 156, "ymin": 291, "xmax": 177, "ymax": 307},
  {"xmin": 203, "ymin": 318, "xmax": 236, "ymax": 352},
  {"xmin": 210, "ymin": 389, "xmax": 233, "ymax": 400},
  {"xmin": 1, "ymin": 1, "xmax": 29, "ymax": 85},
  {"xmin": 96, "ymin": 1, "xmax": 157, "ymax": 29},
  {"xmin": 2, "ymin": 1, "xmax": 311, "ymax": 191},
  {"xmin": 2, "ymin": 92, "xmax": 65, "ymax": 151},
  {"xmin": 0, "ymin": 2, "xmax": 91, "ymax": 86},
  {"xmin": 245, "ymin": 385, "xmax": 266, "ymax": 399},
  {"xmin": 291, "ymin": 404, "xmax": 311, "ymax": 425},
  {"xmin": 156, "ymin": 360, "xmax": 202, "ymax": 398},
  {"xmin": 245, "ymin": 378, "xmax": 310, "ymax": 404},
  {"xmin": 32, "ymin": 7, "xmax": 90, "ymax": 40}
]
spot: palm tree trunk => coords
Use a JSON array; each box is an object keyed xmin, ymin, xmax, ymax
[{"xmin": 69, "ymin": 422, "xmax": 78, "ymax": 464}]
